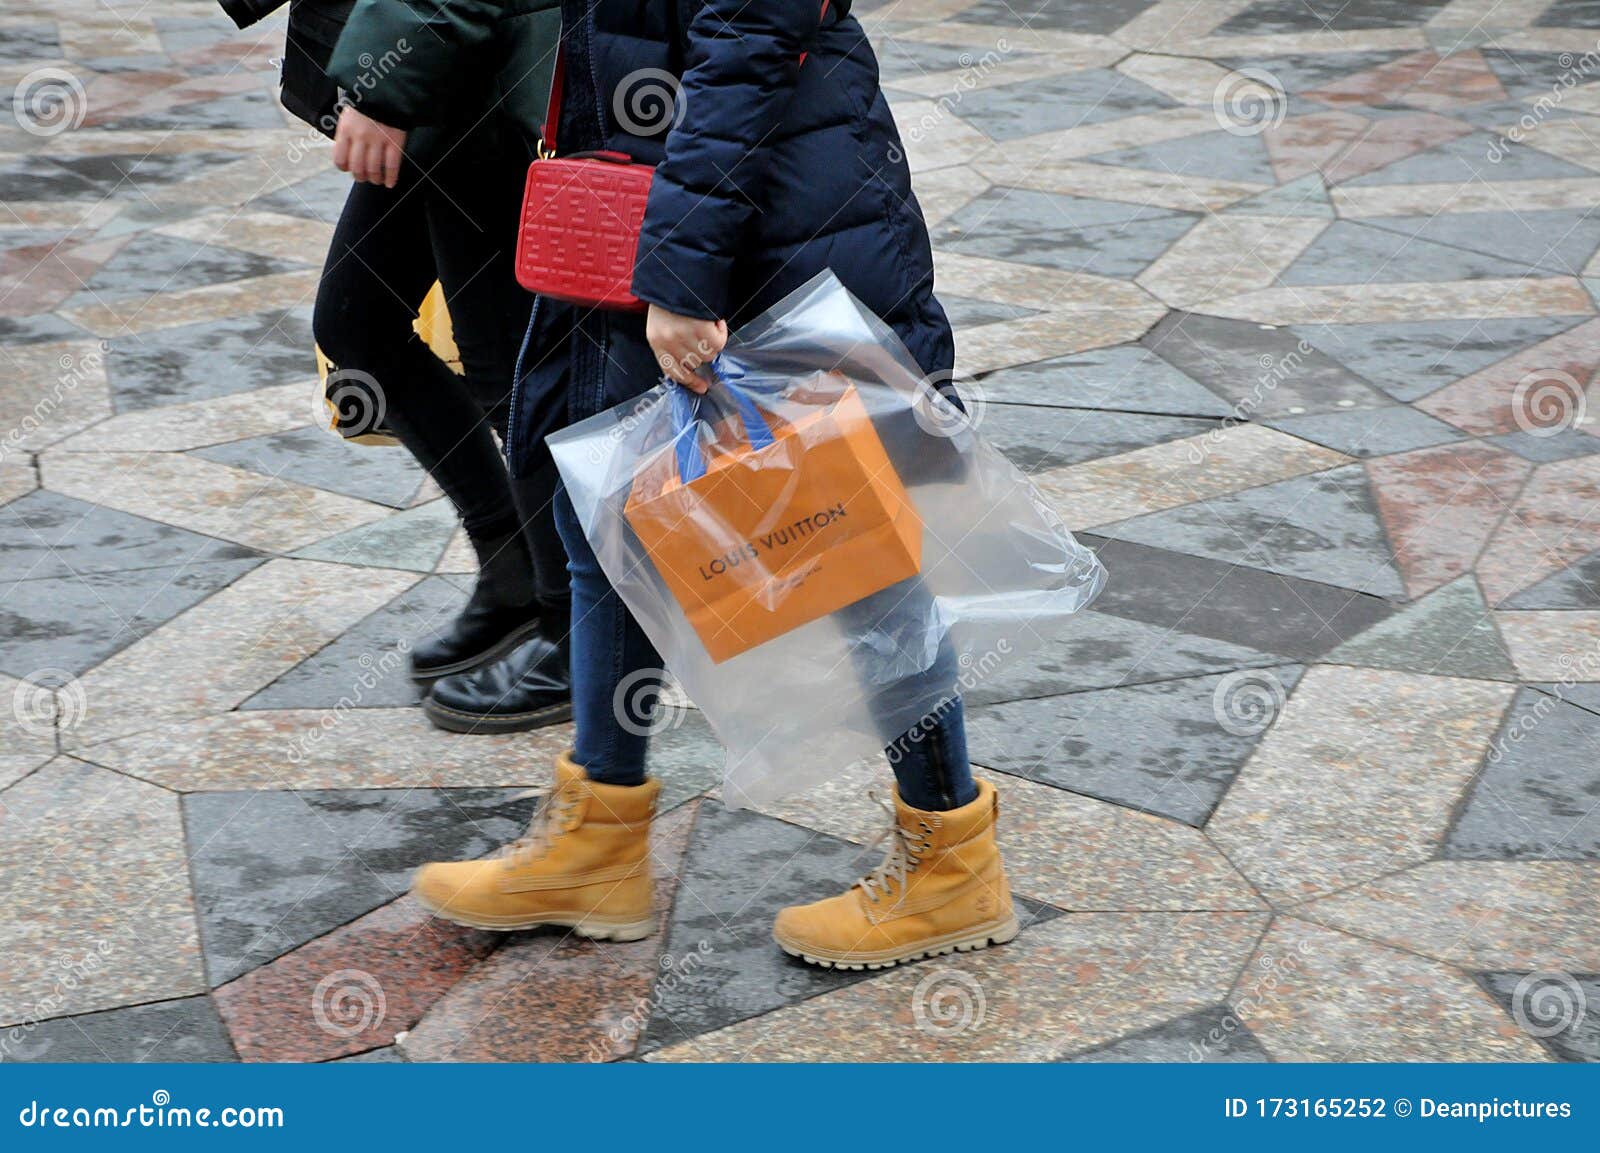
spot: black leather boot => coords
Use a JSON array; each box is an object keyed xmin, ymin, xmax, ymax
[
  {"xmin": 421, "ymin": 619, "xmax": 573, "ymax": 733},
  {"xmin": 409, "ymin": 527, "xmax": 543, "ymax": 681}
]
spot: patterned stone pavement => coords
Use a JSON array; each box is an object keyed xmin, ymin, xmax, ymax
[{"xmin": 2, "ymin": 0, "xmax": 1599, "ymax": 1063}]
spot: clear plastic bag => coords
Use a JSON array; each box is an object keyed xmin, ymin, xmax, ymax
[{"xmin": 549, "ymin": 271, "xmax": 1105, "ymax": 806}]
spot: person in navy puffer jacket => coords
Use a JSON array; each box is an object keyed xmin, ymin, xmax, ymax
[{"xmin": 411, "ymin": 0, "xmax": 1023, "ymax": 972}]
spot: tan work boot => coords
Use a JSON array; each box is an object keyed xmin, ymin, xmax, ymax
[
  {"xmin": 772, "ymin": 779, "xmax": 1018, "ymax": 969},
  {"xmin": 411, "ymin": 751, "xmax": 659, "ymax": 941}
]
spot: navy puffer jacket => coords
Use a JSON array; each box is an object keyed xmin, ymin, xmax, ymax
[{"xmin": 563, "ymin": 0, "xmax": 952, "ymax": 374}]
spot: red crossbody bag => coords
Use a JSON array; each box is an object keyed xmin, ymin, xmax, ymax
[{"xmin": 514, "ymin": 1, "xmax": 831, "ymax": 311}]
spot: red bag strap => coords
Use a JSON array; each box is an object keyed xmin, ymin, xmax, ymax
[{"xmin": 539, "ymin": 0, "xmax": 832, "ymax": 157}]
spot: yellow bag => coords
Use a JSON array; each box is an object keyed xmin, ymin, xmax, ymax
[{"xmin": 624, "ymin": 377, "xmax": 922, "ymax": 663}]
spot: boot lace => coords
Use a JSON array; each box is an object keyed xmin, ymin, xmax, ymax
[
  {"xmin": 855, "ymin": 791, "xmax": 934, "ymax": 905},
  {"xmin": 502, "ymin": 783, "xmax": 581, "ymax": 865}
]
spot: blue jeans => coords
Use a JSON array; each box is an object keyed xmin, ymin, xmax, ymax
[{"xmin": 539, "ymin": 310, "xmax": 977, "ymax": 812}]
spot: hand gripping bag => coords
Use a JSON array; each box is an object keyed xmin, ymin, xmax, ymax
[{"xmin": 549, "ymin": 271, "xmax": 1105, "ymax": 805}]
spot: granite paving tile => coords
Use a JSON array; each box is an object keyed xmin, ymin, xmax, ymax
[
  {"xmin": 1445, "ymin": 688, "xmax": 1600, "ymax": 859},
  {"xmin": 968, "ymin": 667, "xmax": 1305, "ymax": 826},
  {"xmin": 1365, "ymin": 441, "xmax": 1533, "ymax": 597},
  {"xmin": 56, "ymin": 231, "xmax": 305, "ymax": 303},
  {"xmin": 1079, "ymin": 534, "xmax": 1396, "ymax": 661},
  {"xmin": 1323, "ymin": 574, "xmax": 1515, "ymax": 679},
  {"xmin": 399, "ymin": 803, "xmax": 696, "ymax": 1062},
  {"xmin": 1264, "ymin": 405, "xmax": 1467, "ymax": 457},
  {"xmin": 1497, "ymin": 611, "xmax": 1600, "ymax": 681},
  {"xmin": 1260, "ymin": 107, "xmax": 1381, "ymax": 182},
  {"xmin": 1334, "ymin": 178, "xmax": 1600, "ymax": 217},
  {"xmin": 1363, "ymin": 208, "xmax": 1600, "ymax": 278},
  {"xmin": 62, "ymin": 559, "xmax": 416, "ymax": 746},
  {"xmin": 1534, "ymin": 682, "xmax": 1600, "ymax": 716},
  {"xmin": 1219, "ymin": 1, "xmax": 1452, "ymax": 35},
  {"xmin": 40, "ymin": 449, "xmax": 394, "ymax": 553},
  {"xmin": 744, "ymin": 763, "xmax": 1262, "ymax": 910},
  {"xmin": 0, "ymin": 671, "xmax": 58, "ymax": 789},
  {"xmin": 1500, "ymin": 546, "xmax": 1600, "ymax": 608},
  {"xmin": 1209, "ymin": 664, "xmax": 1516, "ymax": 904},
  {"xmin": 290, "ymin": 499, "xmax": 459, "ymax": 573},
  {"xmin": 1234, "ymin": 918, "xmax": 1548, "ymax": 1061},
  {"xmin": 247, "ymin": 169, "xmax": 355, "ymax": 225},
  {"xmin": 0, "ymin": 337, "xmax": 113, "ymax": 452},
  {"xmin": 0, "ymin": 758, "xmax": 206, "ymax": 1026},
  {"xmin": 193, "ymin": 426, "xmax": 426, "ymax": 510},
  {"xmin": 0, "ymin": 558, "xmax": 264, "ymax": 679},
  {"xmin": 1344, "ymin": 128, "xmax": 1596, "ymax": 184},
  {"xmin": 1289, "ymin": 315, "xmax": 1590, "ymax": 403},
  {"xmin": 636, "ymin": 802, "xmax": 913, "ymax": 1052},
  {"xmin": 952, "ymin": 303, "xmax": 1170, "ymax": 377},
  {"xmin": 1476, "ymin": 456, "xmax": 1600, "ymax": 604},
  {"xmin": 238, "ymin": 575, "xmax": 466, "ymax": 712},
  {"xmin": 1068, "ymin": 1003, "xmax": 1272, "ymax": 1061},
  {"xmin": 1478, "ymin": 972, "xmax": 1600, "ymax": 1063},
  {"xmin": 1537, "ymin": 0, "xmax": 1600, "ymax": 26},
  {"xmin": 0, "ymin": 995, "xmax": 235, "ymax": 1063},
  {"xmin": 81, "ymin": 708, "xmax": 573, "ymax": 792},
  {"xmin": 1493, "ymin": 120, "xmax": 1600, "ymax": 178},
  {"xmin": 154, "ymin": 210, "xmax": 336, "ymax": 263},
  {"xmin": 62, "ymin": 269, "xmax": 320, "ymax": 339},
  {"xmin": 948, "ymin": 68, "xmax": 1181, "ymax": 142},
  {"xmin": 966, "ymin": 605, "xmax": 1291, "ymax": 706},
  {"xmin": 1281, "ymin": 219, "xmax": 1549, "ymax": 285},
  {"xmin": 1087, "ymin": 130, "xmax": 1279, "ymax": 186},
  {"xmin": 931, "ymin": 186, "xmax": 1198, "ymax": 277},
  {"xmin": 214, "ymin": 895, "xmax": 498, "ymax": 1062},
  {"xmin": 977, "ymin": 346, "xmax": 1236, "ymax": 417},
  {"xmin": 1098, "ymin": 464, "xmax": 1407, "ymax": 598},
  {"xmin": 1301, "ymin": 861, "xmax": 1600, "ymax": 973},
  {"xmin": 332, "ymin": 1045, "xmax": 403, "ymax": 1062},
  {"xmin": 1415, "ymin": 317, "xmax": 1600, "ymax": 435},
  {"xmin": 1031, "ymin": 423, "xmax": 1351, "ymax": 531},
  {"xmin": 951, "ymin": 0, "xmax": 1159, "ymax": 33},
  {"xmin": 0, "ymin": 462, "xmax": 39, "ymax": 508},
  {"xmin": 650, "ymin": 911, "xmax": 1269, "ymax": 1061},
  {"xmin": 1137, "ymin": 215, "xmax": 1328, "ymax": 309},
  {"xmin": 1486, "ymin": 428, "xmax": 1600, "ymax": 463},
  {"xmin": 1143, "ymin": 311, "xmax": 1389, "ymax": 416},
  {"xmin": 973, "ymin": 153, "xmax": 1268, "ymax": 212},
  {"xmin": 935, "ymin": 294, "xmax": 1038, "ymax": 329},
  {"xmin": 51, "ymin": 382, "xmax": 312, "ymax": 453},
  {"xmin": 185, "ymin": 787, "xmax": 537, "ymax": 986},
  {"xmin": 1199, "ymin": 276, "xmax": 1596, "ymax": 326},
  {"xmin": 977, "ymin": 404, "xmax": 1220, "ymax": 472},
  {"xmin": 1113, "ymin": 51, "xmax": 1257, "ymax": 106},
  {"xmin": 1222, "ymin": 172, "xmax": 1336, "ymax": 218}
]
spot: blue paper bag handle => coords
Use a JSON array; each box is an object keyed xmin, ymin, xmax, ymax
[{"xmin": 670, "ymin": 367, "xmax": 777, "ymax": 483}]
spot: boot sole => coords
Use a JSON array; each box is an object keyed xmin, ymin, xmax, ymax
[
  {"xmin": 412, "ymin": 891, "xmax": 654, "ymax": 942},
  {"xmin": 774, "ymin": 914, "xmax": 1020, "ymax": 971},
  {"xmin": 420, "ymin": 696, "xmax": 574, "ymax": 735},
  {"xmin": 409, "ymin": 617, "xmax": 546, "ymax": 683}
]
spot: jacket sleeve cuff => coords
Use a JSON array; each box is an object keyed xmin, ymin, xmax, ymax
[
  {"xmin": 632, "ymin": 250, "xmax": 731, "ymax": 321},
  {"xmin": 217, "ymin": 0, "xmax": 286, "ymax": 30}
]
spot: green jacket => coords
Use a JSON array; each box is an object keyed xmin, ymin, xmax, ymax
[{"xmin": 327, "ymin": 0, "xmax": 560, "ymax": 152}]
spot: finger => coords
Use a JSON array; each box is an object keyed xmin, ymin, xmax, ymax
[
  {"xmin": 356, "ymin": 140, "xmax": 381, "ymax": 184},
  {"xmin": 332, "ymin": 130, "xmax": 351, "ymax": 172},
  {"xmin": 382, "ymin": 142, "xmax": 402, "ymax": 188}
]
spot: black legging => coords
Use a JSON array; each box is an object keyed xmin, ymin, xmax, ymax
[{"xmin": 311, "ymin": 124, "xmax": 566, "ymax": 602}]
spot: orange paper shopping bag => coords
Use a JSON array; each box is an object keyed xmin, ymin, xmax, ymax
[{"xmin": 624, "ymin": 376, "xmax": 922, "ymax": 663}]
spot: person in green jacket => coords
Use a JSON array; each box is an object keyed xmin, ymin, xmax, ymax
[{"xmin": 319, "ymin": 0, "xmax": 576, "ymax": 731}]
